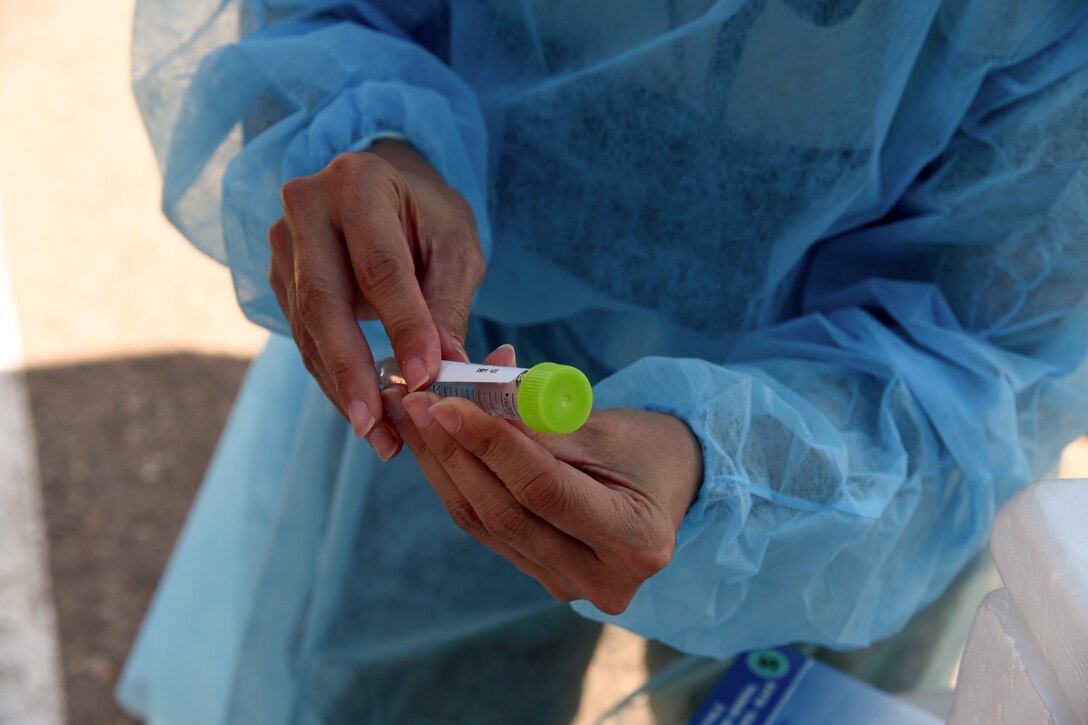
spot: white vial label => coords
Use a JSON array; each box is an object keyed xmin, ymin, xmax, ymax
[{"xmin": 435, "ymin": 360, "xmax": 525, "ymax": 384}]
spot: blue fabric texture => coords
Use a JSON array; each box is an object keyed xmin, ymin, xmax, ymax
[{"xmin": 122, "ymin": 0, "xmax": 1088, "ymax": 721}]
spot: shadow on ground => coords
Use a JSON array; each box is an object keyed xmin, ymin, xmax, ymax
[{"xmin": 24, "ymin": 353, "xmax": 252, "ymax": 725}]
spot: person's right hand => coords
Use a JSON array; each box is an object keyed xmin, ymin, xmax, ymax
[
  {"xmin": 382, "ymin": 344, "xmax": 703, "ymax": 615},
  {"xmin": 268, "ymin": 139, "xmax": 486, "ymax": 461}
]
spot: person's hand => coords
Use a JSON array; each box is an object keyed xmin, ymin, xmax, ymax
[
  {"xmin": 380, "ymin": 346, "xmax": 704, "ymax": 614},
  {"xmin": 268, "ymin": 139, "xmax": 485, "ymax": 460}
]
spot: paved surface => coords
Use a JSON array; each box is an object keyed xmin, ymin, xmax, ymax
[
  {"xmin": 0, "ymin": 2, "xmax": 264, "ymax": 723},
  {"xmin": 0, "ymin": 209, "xmax": 65, "ymax": 725},
  {"xmin": 0, "ymin": 2, "xmax": 1085, "ymax": 724}
]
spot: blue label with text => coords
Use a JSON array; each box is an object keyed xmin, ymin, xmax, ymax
[
  {"xmin": 690, "ymin": 648, "xmax": 809, "ymax": 725},
  {"xmin": 689, "ymin": 647, "xmax": 941, "ymax": 725}
]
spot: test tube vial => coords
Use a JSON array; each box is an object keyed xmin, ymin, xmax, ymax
[{"xmin": 376, "ymin": 358, "xmax": 592, "ymax": 434}]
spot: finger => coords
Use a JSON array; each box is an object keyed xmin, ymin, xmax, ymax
[
  {"xmin": 330, "ymin": 157, "xmax": 441, "ymax": 392},
  {"xmin": 421, "ymin": 230, "xmax": 485, "ymax": 363},
  {"xmin": 385, "ymin": 387, "xmax": 578, "ymax": 600},
  {"xmin": 481, "ymin": 343, "xmax": 516, "ymax": 368},
  {"xmin": 439, "ymin": 328, "xmax": 470, "ymax": 363},
  {"xmin": 365, "ymin": 415, "xmax": 403, "ymax": 462},
  {"xmin": 297, "ymin": 325, "xmax": 346, "ymax": 418},
  {"xmin": 284, "ymin": 184, "xmax": 383, "ymax": 438},
  {"xmin": 426, "ymin": 397, "xmax": 619, "ymax": 548},
  {"xmin": 386, "ymin": 389, "xmax": 496, "ymax": 532},
  {"xmin": 270, "ymin": 219, "xmax": 344, "ymax": 417},
  {"xmin": 402, "ymin": 392, "xmax": 598, "ymax": 581},
  {"xmin": 277, "ymin": 256, "xmax": 343, "ymax": 415}
]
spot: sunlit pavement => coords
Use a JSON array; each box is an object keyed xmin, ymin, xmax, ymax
[
  {"xmin": 1, "ymin": 2, "xmax": 1085, "ymax": 724},
  {"xmin": 0, "ymin": 2, "xmax": 263, "ymax": 722}
]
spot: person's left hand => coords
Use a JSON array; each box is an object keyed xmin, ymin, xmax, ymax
[{"xmin": 380, "ymin": 346, "xmax": 703, "ymax": 614}]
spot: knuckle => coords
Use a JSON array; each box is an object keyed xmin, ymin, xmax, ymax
[
  {"xmin": 476, "ymin": 432, "xmax": 508, "ymax": 467},
  {"xmin": 382, "ymin": 315, "xmax": 424, "ymax": 352},
  {"xmin": 295, "ymin": 279, "xmax": 338, "ymax": 322},
  {"xmin": 446, "ymin": 190, "xmax": 476, "ymax": 227},
  {"xmin": 297, "ymin": 337, "xmax": 320, "ymax": 366},
  {"xmin": 589, "ymin": 586, "xmax": 635, "ymax": 616},
  {"xmin": 268, "ymin": 266, "xmax": 282, "ymax": 293},
  {"xmin": 517, "ymin": 466, "xmax": 564, "ymax": 518},
  {"xmin": 325, "ymin": 352, "xmax": 357, "ymax": 393},
  {"xmin": 542, "ymin": 582, "xmax": 577, "ymax": 603},
  {"xmin": 328, "ymin": 151, "xmax": 388, "ymax": 189},
  {"xmin": 268, "ymin": 218, "xmax": 290, "ymax": 252},
  {"xmin": 357, "ymin": 150, "xmax": 391, "ymax": 174},
  {"xmin": 469, "ymin": 247, "xmax": 487, "ymax": 286},
  {"xmin": 431, "ymin": 434, "xmax": 461, "ymax": 460},
  {"xmin": 442, "ymin": 298, "xmax": 472, "ymax": 330},
  {"xmin": 632, "ymin": 544, "xmax": 673, "ymax": 579},
  {"xmin": 481, "ymin": 501, "xmax": 528, "ymax": 541},
  {"xmin": 326, "ymin": 152, "xmax": 360, "ymax": 184},
  {"xmin": 280, "ymin": 177, "xmax": 313, "ymax": 213},
  {"xmin": 357, "ymin": 249, "xmax": 409, "ymax": 297},
  {"xmin": 425, "ymin": 288, "xmax": 472, "ymax": 334},
  {"xmin": 447, "ymin": 500, "xmax": 485, "ymax": 538},
  {"xmin": 625, "ymin": 532, "xmax": 674, "ymax": 580}
]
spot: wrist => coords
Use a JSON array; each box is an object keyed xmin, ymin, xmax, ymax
[
  {"xmin": 606, "ymin": 407, "xmax": 703, "ymax": 531},
  {"xmin": 659, "ymin": 411, "xmax": 704, "ymax": 528}
]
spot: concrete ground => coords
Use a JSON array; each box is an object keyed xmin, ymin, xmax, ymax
[
  {"xmin": 0, "ymin": 2, "xmax": 264, "ymax": 722},
  {"xmin": 0, "ymin": 2, "xmax": 1086, "ymax": 724}
]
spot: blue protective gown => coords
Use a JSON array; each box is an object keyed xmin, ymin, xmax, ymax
[{"xmin": 121, "ymin": 1, "xmax": 1088, "ymax": 722}]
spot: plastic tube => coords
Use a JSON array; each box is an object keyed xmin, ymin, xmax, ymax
[{"xmin": 376, "ymin": 358, "xmax": 592, "ymax": 434}]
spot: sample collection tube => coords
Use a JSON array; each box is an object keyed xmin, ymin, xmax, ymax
[{"xmin": 376, "ymin": 358, "xmax": 592, "ymax": 434}]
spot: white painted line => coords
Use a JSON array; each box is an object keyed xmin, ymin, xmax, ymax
[{"xmin": 0, "ymin": 201, "xmax": 66, "ymax": 724}]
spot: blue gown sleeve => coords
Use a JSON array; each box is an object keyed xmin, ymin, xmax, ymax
[
  {"xmin": 573, "ymin": 20, "xmax": 1088, "ymax": 658},
  {"xmin": 131, "ymin": 0, "xmax": 489, "ymax": 334}
]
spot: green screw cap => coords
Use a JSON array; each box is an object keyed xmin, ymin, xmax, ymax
[{"xmin": 517, "ymin": 363, "xmax": 592, "ymax": 434}]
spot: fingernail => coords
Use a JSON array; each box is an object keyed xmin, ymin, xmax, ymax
[
  {"xmin": 366, "ymin": 426, "xmax": 399, "ymax": 462},
  {"xmin": 451, "ymin": 337, "xmax": 469, "ymax": 363},
  {"xmin": 431, "ymin": 405, "xmax": 462, "ymax": 434},
  {"xmin": 404, "ymin": 393, "xmax": 434, "ymax": 428},
  {"xmin": 347, "ymin": 399, "xmax": 376, "ymax": 438},
  {"xmin": 380, "ymin": 388, "xmax": 406, "ymax": 422},
  {"xmin": 497, "ymin": 343, "xmax": 516, "ymax": 366},
  {"xmin": 404, "ymin": 356, "xmax": 430, "ymax": 392}
]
